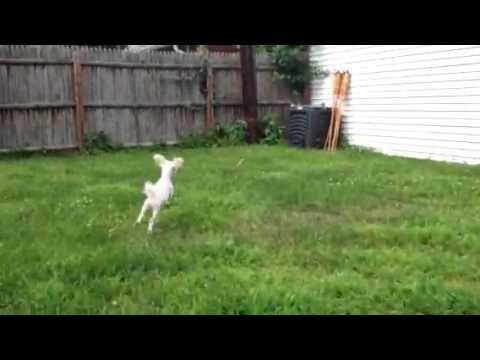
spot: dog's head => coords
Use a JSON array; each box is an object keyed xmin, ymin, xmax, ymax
[{"xmin": 153, "ymin": 154, "xmax": 184, "ymax": 174}]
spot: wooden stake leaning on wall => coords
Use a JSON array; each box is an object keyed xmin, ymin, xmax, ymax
[
  {"xmin": 72, "ymin": 51, "xmax": 85, "ymax": 149},
  {"xmin": 325, "ymin": 71, "xmax": 341, "ymax": 150},
  {"xmin": 331, "ymin": 71, "xmax": 351, "ymax": 151},
  {"xmin": 324, "ymin": 71, "xmax": 342, "ymax": 150}
]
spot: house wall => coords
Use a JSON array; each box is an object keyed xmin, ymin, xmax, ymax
[{"xmin": 310, "ymin": 45, "xmax": 480, "ymax": 164}]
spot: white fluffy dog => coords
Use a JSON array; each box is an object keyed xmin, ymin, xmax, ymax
[{"xmin": 136, "ymin": 154, "xmax": 184, "ymax": 233}]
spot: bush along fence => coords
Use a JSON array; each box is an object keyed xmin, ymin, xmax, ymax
[{"xmin": 0, "ymin": 46, "xmax": 299, "ymax": 152}]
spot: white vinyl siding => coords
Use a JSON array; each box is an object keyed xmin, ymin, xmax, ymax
[{"xmin": 310, "ymin": 45, "xmax": 480, "ymax": 164}]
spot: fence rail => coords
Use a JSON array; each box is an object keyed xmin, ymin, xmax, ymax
[
  {"xmin": 0, "ymin": 58, "xmax": 277, "ymax": 71},
  {"xmin": 0, "ymin": 45, "xmax": 297, "ymax": 151}
]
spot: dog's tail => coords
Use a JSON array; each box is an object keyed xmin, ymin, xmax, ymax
[{"xmin": 143, "ymin": 181, "xmax": 156, "ymax": 199}]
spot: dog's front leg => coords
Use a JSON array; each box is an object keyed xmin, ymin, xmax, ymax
[{"xmin": 136, "ymin": 201, "xmax": 149, "ymax": 225}]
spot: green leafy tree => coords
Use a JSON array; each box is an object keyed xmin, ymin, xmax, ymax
[{"xmin": 256, "ymin": 45, "xmax": 321, "ymax": 96}]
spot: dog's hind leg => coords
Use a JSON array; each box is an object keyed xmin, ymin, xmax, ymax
[
  {"xmin": 136, "ymin": 201, "xmax": 149, "ymax": 225},
  {"xmin": 147, "ymin": 208, "xmax": 160, "ymax": 234}
]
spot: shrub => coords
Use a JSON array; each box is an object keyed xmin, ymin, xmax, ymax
[
  {"xmin": 179, "ymin": 115, "xmax": 285, "ymax": 149},
  {"xmin": 224, "ymin": 120, "xmax": 248, "ymax": 145},
  {"xmin": 180, "ymin": 120, "xmax": 248, "ymax": 149},
  {"xmin": 83, "ymin": 132, "xmax": 117, "ymax": 154},
  {"xmin": 257, "ymin": 113, "xmax": 283, "ymax": 145}
]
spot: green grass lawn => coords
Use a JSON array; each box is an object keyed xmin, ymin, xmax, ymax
[{"xmin": 1, "ymin": 145, "xmax": 480, "ymax": 315}]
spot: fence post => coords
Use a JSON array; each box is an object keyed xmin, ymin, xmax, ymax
[
  {"xmin": 240, "ymin": 45, "xmax": 258, "ymax": 143},
  {"xmin": 205, "ymin": 64, "xmax": 215, "ymax": 130},
  {"xmin": 72, "ymin": 51, "xmax": 85, "ymax": 148}
]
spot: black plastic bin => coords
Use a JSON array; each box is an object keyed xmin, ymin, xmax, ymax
[{"xmin": 286, "ymin": 105, "xmax": 332, "ymax": 149}]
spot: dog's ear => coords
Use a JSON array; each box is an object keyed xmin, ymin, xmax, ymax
[
  {"xmin": 153, "ymin": 154, "xmax": 167, "ymax": 167},
  {"xmin": 173, "ymin": 157, "xmax": 184, "ymax": 169}
]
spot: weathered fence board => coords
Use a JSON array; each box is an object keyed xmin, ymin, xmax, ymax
[{"xmin": 0, "ymin": 45, "xmax": 298, "ymax": 151}]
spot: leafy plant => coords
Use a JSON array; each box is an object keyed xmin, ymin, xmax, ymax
[
  {"xmin": 225, "ymin": 120, "xmax": 248, "ymax": 145},
  {"xmin": 257, "ymin": 113, "xmax": 283, "ymax": 145},
  {"xmin": 257, "ymin": 45, "xmax": 323, "ymax": 96},
  {"xmin": 83, "ymin": 132, "xmax": 116, "ymax": 154},
  {"xmin": 180, "ymin": 120, "xmax": 248, "ymax": 149},
  {"xmin": 179, "ymin": 115, "xmax": 286, "ymax": 148}
]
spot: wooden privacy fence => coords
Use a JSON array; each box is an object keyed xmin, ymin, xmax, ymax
[{"xmin": 0, "ymin": 46, "xmax": 297, "ymax": 151}]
